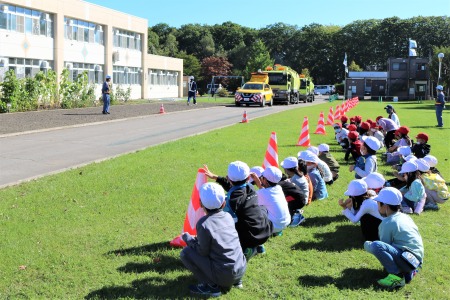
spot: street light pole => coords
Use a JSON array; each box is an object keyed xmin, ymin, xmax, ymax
[{"xmin": 438, "ymin": 52, "xmax": 444, "ymax": 85}]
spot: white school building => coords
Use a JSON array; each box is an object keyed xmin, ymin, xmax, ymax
[{"xmin": 0, "ymin": 0, "xmax": 183, "ymax": 100}]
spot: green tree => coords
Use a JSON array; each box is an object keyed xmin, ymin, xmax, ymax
[
  {"xmin": 176, "ymin": 51, "xmax": 201, "ymax": 80},
  {"xmin": 348, "ymin": 60, "xmax": 363, "ymax": 72},
  {"xmin": 210, "ymin": 22, "xmax": 245, "ymax": 51},
  {"xmin": 147, "ymin": 29, "xmax": 160, "ymax": 54},
  {"xmin": 176, "ymin": 24, "xmax": 213, "ymax": 58},
  {"xmin": 259, "ymin": 22, "xmax": 298, "ymax": 64},
  {"xmin": 243, "ymin": 40, "xmax": 273, "ymax": 79},
  {"xmin": 199, "ymin": 33, "xmax": 215, "ymax": 58},
  {"xmin": 161, "ymin": 33, "xmax": 179, "ymax": 57}
]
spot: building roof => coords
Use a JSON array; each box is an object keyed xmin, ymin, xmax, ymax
[{"xmin": 348, "ymin": 71, "xmax": 388, "ymax": 78}]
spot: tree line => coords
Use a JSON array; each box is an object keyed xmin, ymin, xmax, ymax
[{"xmin": 148, "ymin": 16, "xmax": 450, "ymax": 93}]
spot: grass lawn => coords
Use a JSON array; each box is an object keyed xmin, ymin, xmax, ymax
[{"xmin": 0, "ymin": 100, "xmax": 449, "ymax": 299}]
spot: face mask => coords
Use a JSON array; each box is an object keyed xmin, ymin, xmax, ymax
[{"xmin": 371, "ymin": 128, "xmax": 376, "ymax": 133}]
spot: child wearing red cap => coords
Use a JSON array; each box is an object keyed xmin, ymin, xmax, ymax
[
  {"xmin": 411, "ymin": 132, "xmax": 431, "ymax": 158},
  {"xmin": 345, "ymin": 131, "xmax": 362, "ymax": 162},
  {"xmin": 340, "ymin": 116, "xmax": 349, "ymax": 128},
  {"xmin": 388, "ymin": 126, "xmax": 412, "ymax": 153}
]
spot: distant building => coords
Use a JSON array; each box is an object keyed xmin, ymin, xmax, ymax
[
  {"xmin": 387, "ymin": 57, "xmax": 429, "ymax": 100},
  {"xmin": 0, "ymin": 0, "xmax": 183, "ymax": 100},
  {"xmin": 345, "ymin": 57, "xmax": 430, "ymax": 100}
]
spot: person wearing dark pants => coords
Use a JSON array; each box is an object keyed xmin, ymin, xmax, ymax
[
  {"xmin": 102, "ymin": 75, "xmax": 111, "ymax": 114},
  {"xmin": 187, "ymin": 76, "xmax": 197, "ymax": 105},
  {"xmin": 435, "ymin": 85, "xmax": 445, "ymax": 127}
]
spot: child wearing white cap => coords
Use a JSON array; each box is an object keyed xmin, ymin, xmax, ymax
[
  {"xmin": 349, "ymin": 136, "xmax": 382, "ymax": 179},
  {"xmin": 397, "ymin": 161, "xmax": 426, "ymax": 214},
  {"xmin": 252, "ymin": 166, "xmax": 291, "ymax": 236},
  {"xmin": 317, "ymin": 143, "xmax": 340, "ymax": 181},
  {"xmin": 203, "ymin": 162, "xmax": 273, "ymax": 260},
  {"xmin": 364, "ymin": 187, "xmax": 424, "ymax": 289},
  {"xmin": 280, "ymin": 157, "xmax": 309, "ymax": 201},
  {"xmin": 418, "ymin": 158, "xmax": 449, "ymax": 211},
  {"xmin": 181, "ymin": 182, "xmax": 247, "ymax": 297},
  {"xmin": 307, "ymin": 146, "xmax": 333, "ymax": 184},
  {"xmin": 339, "ymin": 179, "xmax": 383, "ymax": 241},
  {"xmin": 298, "ymin": 151, "xmax": 328, "ymax": 200}
]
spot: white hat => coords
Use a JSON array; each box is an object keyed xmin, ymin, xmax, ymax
[
  {"xmin": 362, "ymin": 136, "xmax": 382, "ymax": 151},
  {"xmin": 298, "ymin": 150, "xmax": 319, "ymax": 164},
  {"xmin": 344, "ymin": 179, "xmax": 368, "ymax": 196},
  {"xmin": 281, "ymin": 157, "xmax": 298, "ymax": 169},
  {"xmin": 397, "ymin": 146, "xmax": 411, "ymax": 157},
  {"xmin": 363, "ymin": 172, "xmax": 386, "ymax": 189},
  {"xmin": 398, "ymin": 161, "xmax": 418, "ymax": 174},
  {"xmin": 262, "ymin": 166, "xmax": 282, "ymax": 183},
  {"xmin": 436, "ymin": 85, "xmax": 443, "ymax": 90},
  {"xmin": 374, "ymin": 187, "xmax": 403, "ymax": 205},
  {"xmin": 307, "ymin": 146, "xmax": 319, "ymax": 155},
  {"xmin": 318, "ymin": 144, "xmax": 330, "ymax": 152},
  {"xmin": 227, "ymin": 161, "xmax": 250, "ymax": 182},
  {"xmin": 416, "ymin": 159, "xmax": 430, "ymax": 172},
  {"xmin": 199, "ymin": 182, "xmax": 226, "ymax": 210},
  {"xmin": 423, "ymin": 155, "xmax": 438, "ymax": 167},
  {"xmin": 190, "ymin": 76, "xmax": 194, "ymax": 80},
  {"xmin": 249, "ymin": 166, "xmax": 264, "ymax": 183},
  {"xmin": 404, "ymin": 154, "xmax": 417, "ymax": 162}
]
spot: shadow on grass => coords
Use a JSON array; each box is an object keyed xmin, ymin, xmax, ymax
[
  {"xmin": 85, "ymin": 274, "xmax": 192, "ymax": 299},
  {"xmin": 117, "ymin": 256, "xmax": 184, "ymax": 274},
  {"xmin": 107, "ymin": 241, "xmax": 173, "ymax": 257},
  {"xmin": 292, "ymin": 224, "xmax": 363, "ymax": 251},
  {"xmin": 300, "ymin": 214, "xmax": 347, "ymax": 228},
  {"xmin": 298, "ymin": 267, "xmax": 385, "ymax": 290}
]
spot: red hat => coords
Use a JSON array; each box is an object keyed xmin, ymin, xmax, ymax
[
  {"xmin": 333, "ymin": 123, "xmax": 342, "ymax": 129},
  {"xmin": 370, "ymin": 122, "xmax": 379, "ymax": 129},
  {"xmin": 354, "ymin": 116, "xmax": 362, "ymax": 123},
  {"xmin": 348, "ymin": 131, "xmax": 359, "ymax": 140},
  {"xmin": 340, "ymin": 116, "xmax": 348, "ymax": 123},
  {"xmin": 376, "ymin": 116, "xmax": 383, "ymax": 122},
  {"xmin": 397, "ymin": 126, "xmax": 410, "ymax": 135},
  {"xmin": 360, "ymin": 122, "xmax": 370, "ymax": 130},
  {"xmin": 415, "ymin": 132, "xmax": 429, "ymax": 142},
  {"xmin": 350, "ymin": 117, "xmax": 356, "ymax": 123},
  {"xmin": 366, "ymin": 119, "xmax": 374, "ymax": 125},
  {"xmin": 348, "ymin": 124, "xmax": 357, "ymax": 131}
]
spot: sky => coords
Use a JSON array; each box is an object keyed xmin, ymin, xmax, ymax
[{"xmin": 87, "ymin": 0, "xmax": 449, "ymax": 29}]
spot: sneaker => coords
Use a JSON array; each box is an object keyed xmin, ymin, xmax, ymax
[
  {"xmin": 401, "ymin": 206, "xmax": 413, "ymax": 214},
  {"xmin": 233, "ymin": 279, "xmax": 243, "ymax": 289},
  {"xmin": 189, "ymin": 283, "xmax": 221, "ymax": 297},
  {"xmin": 289, "ymin": 212, "xmax": 306, "ymax": 227},
  {"xmin": 187, "ymin": 102, "xmax": 190, "ymax": 106},
  {"xmin": 272, "ymin": 231, "xmax": 283, "ymax": 237},
  {"xmin": 423, "ymin": 202, "xmax": 439, "ymax": 211},
  {"xmin": 405, "ymin": 269, "xmax": 419, "ymax": 284},
  {"xmin": 377, "ymin": 274, "xmax": 405, "ymax": 289},
  {"xmin": 243, "ymin": 247, "xmax": 258, "ymax": 261},
  {"xmin": 256, "ymin": 245, "xmax": 266, "ymax": 254}
]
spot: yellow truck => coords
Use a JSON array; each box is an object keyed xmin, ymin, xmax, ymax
[{"xmin": 235, "ymin": 72, "xmax": 273, "ymax": 107}]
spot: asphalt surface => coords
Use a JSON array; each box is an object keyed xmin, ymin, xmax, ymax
[{"xmin": 0, "ymin": 98, "xmax": 325, "ymax": 188}]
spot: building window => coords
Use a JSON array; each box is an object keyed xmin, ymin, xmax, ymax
[
  {"xmin": 64, "ymin": 17, "xmax": 103, "ymax": 45},
  {"xmin": 113, "ymin": 28, "xmax": 142, "ymax": 51},
  {"xmin": 113, "ymin": 66, "xmax": 141, "ymax": 85},
  {"xmin": 0, "ymin": 5, "xmax": 53, "ymax": 37},
  {"xmin": 3, "ymin": 57, "xmax": 52, "ymax": 80},
  {"xmin": 149, "ymin": 69, "xmax": 178, "ymax": 87},
  {"xmin": 392, "ymin": 62, "xmax": 407, "ymax": 71},
  {"xmin": 65, "ymin": 62, "xmax": 103, "ymax": 84}
]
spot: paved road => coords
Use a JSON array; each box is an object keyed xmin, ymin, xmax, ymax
[{"xmin": 0, "ymin": 101, "xmax": 324, "ymax": 188}]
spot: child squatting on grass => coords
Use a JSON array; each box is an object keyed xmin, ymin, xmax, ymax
[
  {"xmin": 203, "ymin": 161, "xmax": 273, "ymax": 260},
  {"xmin": 180, "ymin": 182, "xmax": 247, "ymax": 297},
  {"xmin": 364, "ymin": 187, "xmax": 424, "ymax": 289}
]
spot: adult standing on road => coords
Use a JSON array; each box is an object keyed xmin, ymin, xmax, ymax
[
  {"xmin": 102, "ymin": 75, "xmax": 112, "ymax": 114},
  {"xmin": 435, "ymin": 85, "xmax": 445, "ymax": 127},
  {"xmin": 187, "ymin": 76, "xmax": 197, "ymax": 106}
]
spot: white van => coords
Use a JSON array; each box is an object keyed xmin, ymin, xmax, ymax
[{"xmin": 314, "ymin": 85, "xmax": 335, "ymax": 95}]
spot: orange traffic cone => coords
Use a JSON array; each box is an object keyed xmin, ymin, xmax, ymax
[
  {"xmin": 241, "ymin": 110, "xmax": 249, "ymax": 123},
  {"xmin": 326, "ymin": 106, "xmax": 334, "ymax": 125},
  {"xmin": 296, "ymin": 117, "xmax": 311, "ymax": 147},
  {"xmin": 262, "ymin": 132, "xmax": 279, "ymax": 169},
  {"xmin": 170, "ymin": 168, "xmax": 207, "ymax": 247},
  {"xmin": 314, "ymin": 112, "xmax": 326, "ymax": 135},
  {"xmin": 334, "ymin": 105, "xmax": 341, "ymax": 120},
  {"xmin": 159, "ymin": 104, "xmax": 165, "ymax": 114}
]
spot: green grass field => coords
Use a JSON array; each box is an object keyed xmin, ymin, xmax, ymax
[{"xmin": 1, "ymin": 100, "xmax": 449, "ymax": 299}]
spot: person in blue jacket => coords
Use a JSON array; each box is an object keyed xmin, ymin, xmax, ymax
[
  {"xmin": 102, "ymin": 75, "xmax": 111, "ymax": 114},
  {"xmin": 435, "ymin": 85, "xmax": 446, "ymax": 127}
]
